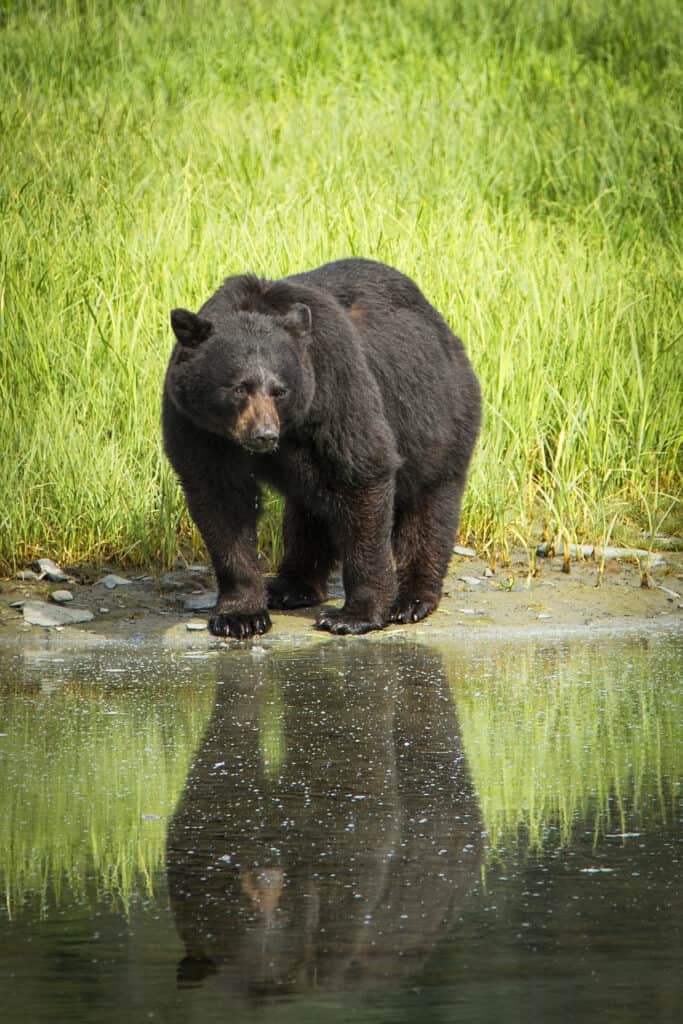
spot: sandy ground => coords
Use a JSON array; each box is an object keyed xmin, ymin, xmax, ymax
[{"xmin": 1, "ymin": 547, "xmax": 681, "ymax": 652}]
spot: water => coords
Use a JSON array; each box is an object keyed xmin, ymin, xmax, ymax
[{"xmin": 0, "ymin": 633, "xmax": 681, "ymax": 1023}]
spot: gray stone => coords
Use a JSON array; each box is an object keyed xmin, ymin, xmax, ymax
[
  {"xmin": 186, "ymin": 620, "xmax": 208, "ymax": 631},
  {"xmin": 22, "ymin": 601, "xmax": 94, "ymax": 627},
  {"xmin": 536, "ymin": 542, "xmax": 666, "ymax": 567},
  {"xmin": 50, "ymin": 590, "xmax": 74, "ymax": 604},
  {"xmin": 96, "ymin": 574, "xmax": 131, "ymax": 589},
  {"xmin": 16, "ymin": 569, "xmax": 40, "ymax": 581},
  {"xmin": 36, "ymin": 558, "xmax": 69, "ymax": 581},
  {"xmin": 453, "ymin": 545, "xmax": 477, "ymax": 558},
  {"xmin": 184, "ymin": 592, "xmax": 217, "ymax": 611}
]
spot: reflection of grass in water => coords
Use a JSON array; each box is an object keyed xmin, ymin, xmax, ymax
[
  {"xmin": 3, "ymin": 639, "xmax": 681, "ymax": 913},
  {"xmin": 0, "ymin": 680, "xmax": 214, "ymax": 918},
  {"xmin": 445, "ymin": 640, "xmax": 683, "ymax": 851},
  {"xmin": 259, "ymin": 680, "xmax": 286, "ymax": 779}
]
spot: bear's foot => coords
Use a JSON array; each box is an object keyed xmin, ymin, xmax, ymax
[
  {"xmin": 389, "ymin": 594, "xmax": 438, "ymax": 624},
  {"xmin": 315, "ymin": 607, "xmax": 385, "ymax": 636},
  {"xmin": 267, "ymin": 576, "xmax": 325, "ymax": 609},
  {"xmin": 208, "ymin": 609, "xmax": 272, "ymax": 639}
]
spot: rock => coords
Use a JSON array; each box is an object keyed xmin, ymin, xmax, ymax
[
  {"xmin": 641, "ymin": 534, "xmax": 683, "ymax": 551},
  {"xmin": 50, "ymin": 590, "xmax": 74, "ymax": 604},
  {"xmin": 184, "ymin": 592, "xmax": 218, "ymax": 611},
  {"xmin": 458, "ymin": 575, "xmax": 481, "ymax": 586},
  {"xmin": 35, "ymin": 558, "xmax": 69, "ymax": 581},
  {"xmin": 536, "ymin": 542, "xmax": 665, "ymax": 567},
  {"xmin": 95, "ymin": 574, "xmax": 131, "ymax": 589},
  {"xmin": 186, "ymin": 620, "xmax": 207, "ymax": 631},
  {"xmin": 159, "ymin": 572, "xmax": 189, "ymax": 591},
  {"xmin": 453, "ymin": 545, "xmax": 477, "ymax": 558},
  {"xmin": 22, "ymin": 601, "xmax": 94, "ymax": 627},
  {"xmin": 16, "ymin": 569, "xmax": 40, "ymax": 581}
]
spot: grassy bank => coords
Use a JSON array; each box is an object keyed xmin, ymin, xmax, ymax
[{"xmin": 1, "ymin": 0, "xmax": 681, "ymax": 569}]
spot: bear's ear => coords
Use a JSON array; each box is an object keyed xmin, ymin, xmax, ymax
[
  {"xmin": 170, "ymin": 308, "xmax": 212, "ymax": 348},
  {"xmin": 280, "ymin": 302, "xmax": 312, "ymax": 339}
]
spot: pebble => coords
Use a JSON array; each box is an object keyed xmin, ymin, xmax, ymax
[
  {"xmin": 50, "ymin": 590, "xmax": 74, "ymax": 604},
  {"xmin": 16, "ymin": 569, "xmax": 40, "ymax": 581},
  {"xmin": 186, "ymin": 620, "xmax": 207, "ymax": 631},
  {"xmin": 159, "ymin": 572, "xmax": 187, "ymax": 590},
  {"xmin": 22, "ymin": 601, "xmax": 94, "ymax": 627},
  {"xmin": 184, "ymin": 592, "xmax": 218, "ymax": 611},
  {"xmin": 96, "ymin": 574, "xmax": 131, "ymax": 589},
  {"xmin": 36, "ymin": 558, "xmax": 69, "ymax": 582},
  {"xmin": 458, "ymin": 576, "xmax": 481, "ymax": 586},
  {"xmin": 453, "ymin": 545, "xmax": 477, "ymax": 558}
]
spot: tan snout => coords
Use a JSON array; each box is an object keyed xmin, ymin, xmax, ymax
[{"xmin": 235, "ymin": 392, "xmax": 280, "ymax": 452}]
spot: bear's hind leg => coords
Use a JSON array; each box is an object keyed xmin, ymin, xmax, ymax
[
  {"xmin": 390, "ymin": 477, "xmax": 465, "ymax": 624},
  {"xmin": 315, "ymin": 480, "xmax": 396, "ymax": 635},
  {"xmin": 267, "ymin": 500, "xmax": 338, "ymax": 610}
]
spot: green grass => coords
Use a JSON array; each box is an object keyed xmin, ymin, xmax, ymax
[{"xmin": 1, "ymin": 0, "xmax": 681, "ymax": 569}]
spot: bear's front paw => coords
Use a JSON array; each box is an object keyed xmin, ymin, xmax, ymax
[
  {"xmin": 267, "ymin": 577, "xmax": 324, "ymax": 609},
  {"xmin": 389, "ymin": 595, "xmax": 438, "ymax": 624},
  {"xmin": 208, "ymin": 609, "xmax": 272, "ymax": 639},
  {"xmin": 315, "ymin": 607, "xmax": 384, "ymax": 636}
]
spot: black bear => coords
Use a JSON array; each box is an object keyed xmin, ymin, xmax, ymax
[{"xmin": 162, "ymin": 258, "xmax": 481, "ymax": 638}]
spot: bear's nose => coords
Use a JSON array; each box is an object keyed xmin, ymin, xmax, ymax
[{"xmin": 249, "ymin": 427, "xmax": 279, "ymax": 452}]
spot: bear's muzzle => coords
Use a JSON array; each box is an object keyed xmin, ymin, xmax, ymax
[{"xmin": 235, "ymin": 392, "xmax": 280, "ymax": 453}]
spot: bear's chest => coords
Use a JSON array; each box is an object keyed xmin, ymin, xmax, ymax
[{"xmin": 257, "ymin": 439, "xmax": 341, "ymax": 515}]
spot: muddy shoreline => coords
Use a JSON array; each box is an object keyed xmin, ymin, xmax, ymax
[{"xmin": 1, "ymin": 549, "xmax": 681, "ymax": 652}]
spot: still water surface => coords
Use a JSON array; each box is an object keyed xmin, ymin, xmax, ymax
[{"xmin": 0, "ymin": 633, "xmax": 680, "ymax": 1022}]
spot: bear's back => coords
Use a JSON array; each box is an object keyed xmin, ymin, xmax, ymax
[{"xmin": 288, "ymin": 259, "xmax": 480, "ymax": 490}]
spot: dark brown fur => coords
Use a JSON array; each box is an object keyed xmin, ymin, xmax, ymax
[{"xmin": 163, "ymin": 258, "xmax": 481, "ymax": 638}]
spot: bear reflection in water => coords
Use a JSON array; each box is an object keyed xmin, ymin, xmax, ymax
[{"xmin": 166, "ymin": 643, "xmax": 484, "ymax": 995}]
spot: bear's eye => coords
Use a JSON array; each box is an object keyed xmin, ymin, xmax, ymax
[
  {"xmin": 232, "ymin": 384, "xmax": 248, "ymax": 397},
  {"xmin": 271, "ymin": 385, "xmax": 288, "ymax": 399}
]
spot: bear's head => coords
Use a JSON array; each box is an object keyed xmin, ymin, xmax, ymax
[{"xmin": 165, "ymin": 304, "xmax": 314, "ymax": 453}]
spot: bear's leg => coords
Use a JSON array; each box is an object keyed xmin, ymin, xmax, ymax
[
  {"xmin": 267, "ymin": 500, "xmax": 338, "ymax": 609},
  {"xmin": 184, "ymin": 482, "xmax": 271, "ymax": 639},
  {"xmin": 390, "ymin": 477, "xmax": 465, "ymax": 624},
  {"xmin": 316, "ymin": 481, "xmax": 396, "ymax": 635}
]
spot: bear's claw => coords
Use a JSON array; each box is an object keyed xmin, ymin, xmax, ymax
[
  {"xmin": 266, "ymin": 577, "xmax": 324, "ymax": 609},
  {"xmin": 208, "ymin": 609, "xmax": 272, "ymax": 639},
  {"xmin": 389, "ymin": 597, "xmax": 437, "ymax": 624},
  {"xmin": 315, "ymin": 608, "xmax": 384, "ymax": 635}
]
